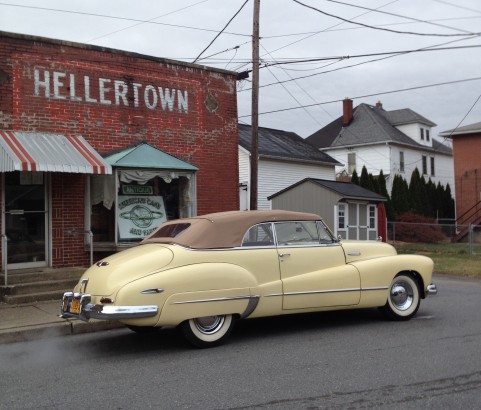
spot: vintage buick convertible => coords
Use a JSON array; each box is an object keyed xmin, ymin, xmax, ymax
[{"xmin": 61, "ymin": 210, "xmax": 437, "ymax": 347}]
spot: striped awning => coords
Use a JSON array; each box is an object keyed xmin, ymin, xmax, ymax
[{"xmin": 0, "ymin": 130, "xmax": 112, "ymax": 174}]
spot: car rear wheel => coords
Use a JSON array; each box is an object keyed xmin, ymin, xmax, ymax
[
  {"xmin": 381, "ymin": 273, "xmax": 420, "ymax": 321},
  {"xmin": 180, "ymin": 314, "xmax": 235, "ymax": 348}
]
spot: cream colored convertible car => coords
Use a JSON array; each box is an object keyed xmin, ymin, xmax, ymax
[{"xmin": 61, "ymin": 210, "xmax": 437, "ymax": 347}]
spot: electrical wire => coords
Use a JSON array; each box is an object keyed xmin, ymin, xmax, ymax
[
  {"xmin": 322, "ymin": 0, "xmax": 475, "ymax": 34},
  {"xmin": 442, "ymin": 93, "xmax": 481, "ymax": 139},
  {"xmin": 239, "ymin": 39, "xmax": 481, "ymax": 91},
  {"xmin": 0, "ymin": 2, "xmax": 251, "ymax": 38},
  {"xmin": 432, "ymin": 0, "xmax": 481, "ymax": 15},
  {"xmin": 85, "ymin": 0, "xmax": 212, "ymax": 44},
  {"xmin": 192, "ymin": 0, "xmax": 250, "ymax": 63},
  {"xmin": 232, "ymin": 0, "xmax": 400, "ymax": 72},
  {"xmin": 238, "ymin": 76, "xmax": 481, "ymax": 118},
  {"xmin": 292, "ymin": 0, "xmax": 481, "ymax": 37}
]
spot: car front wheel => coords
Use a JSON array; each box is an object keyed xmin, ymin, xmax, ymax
[
  {"xmin": 180, "ymin": 314, "xmax": 235, "ymax": 348},
  {"xmin": 381, "ymin": 273, "xmax": 420, "ymax": 321}
]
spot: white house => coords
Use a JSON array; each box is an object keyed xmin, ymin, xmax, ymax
[
  {"xmin": 306, "ymin": 99, "xmax": 454, "ymax": 194},
  {"xmin": 238, "ymin": 124, "xmax": 340, "ymax": 210}
]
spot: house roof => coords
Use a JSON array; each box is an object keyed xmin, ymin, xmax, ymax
[
  {"xmin": 439, "ymin": 121, "xmax": 481, "ymax": 137},
  {"xmin": 239, "ymin": 123, "xmax": 340, "ymax": 166},
  {"xmin": 268, "ymin": 177, "xmax": 386, "ymax": 202},
  {"xmin": 382, "ymin": 108, "xmax": 436, "ymax": 127},
  {"xmin": 306, "ymin": 103, "xmax": 451, "ymax": 155}
]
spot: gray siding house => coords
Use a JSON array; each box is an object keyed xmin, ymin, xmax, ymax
[{"xmin": 269, "ymin": 178, "xmax": 387, "ymax": 241}]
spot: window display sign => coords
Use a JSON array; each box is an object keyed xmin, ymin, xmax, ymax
[{"xmin": 117, "ymin": 195, "xmax": 167, "ymax": 240}]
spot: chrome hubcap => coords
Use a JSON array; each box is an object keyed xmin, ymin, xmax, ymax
[
  {"xmin": 193, "ymin": 316, "xmax": 225, "ymax": 335},
  {"xmin": 390, "ymin": 281, "xmax": 413, "ymax": 311}
]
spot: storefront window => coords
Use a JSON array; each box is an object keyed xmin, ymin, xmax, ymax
[
  {"xmin": 4, "ymin": 172, "xmax": 46, "ymax": 265},
  {"xmin": 89, "ymin": 169, "xmax": 196, "ymax": 244}
]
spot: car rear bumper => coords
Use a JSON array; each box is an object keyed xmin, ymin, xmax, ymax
[
  {"xmin": 426, "ymin": 283, "xmax": 438, "ymax": 296},
  {"xmin": 60, "ymin": 292, "xmax": 159, "ymax": 322}
]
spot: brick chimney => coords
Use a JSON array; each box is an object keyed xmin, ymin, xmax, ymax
[
  {"xmin": 342, "ymin": 98, "xmax": 353, "ymax": 126},
  {"xmin": 376, "ymin": 100, "xmax": 383, "ymax": 109}
]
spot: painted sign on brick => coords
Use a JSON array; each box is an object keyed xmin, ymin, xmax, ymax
[{"xmin": 33, "ymin": 69, "xmax": 189, "ymax": 113}]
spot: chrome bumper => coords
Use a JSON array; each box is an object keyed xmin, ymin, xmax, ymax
[
  {"xmin": 426, "ymin": 283, "xmax": 438, "ymax": 296},
  {"xmin": 60, "ymin": 292, "xmax": 159, "ymax": 322}
]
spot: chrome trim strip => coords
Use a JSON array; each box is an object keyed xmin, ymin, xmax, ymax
[
  {"xmin": 171, "ymin": 295, "xmax": 255, "ymax": 305},
  {"xmin": 265, "ymin": 286, "xmax": 388, "ymax": 298},
  {"xmin": 283, "ymin": 288, "xmax": 360, "ymax": 296},
  {"xmin": 141, "ymin": 288, "xmax": 165, "ymax": 294},
  {"xmin": 347, "ymin": 251, "xmax": 361, "ymax": 256},
  {"xmin": 361, "ymin": 286, "xmax": 390, "ymax": 291}
]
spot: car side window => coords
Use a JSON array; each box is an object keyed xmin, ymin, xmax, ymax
[
  {"xmin": 241, "ymin": 223, "xmax": 274, "ymax": 247},
  {"xmin": 317, "ymin": 221, "xmax": 336, "ymax": 243},
  {"xmin": 275, "ymin": 221, "xmax": 320, "ymax": 246}
]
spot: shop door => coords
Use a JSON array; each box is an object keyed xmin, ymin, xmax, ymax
[{"xmin": 4, "ymin": 172, "xmax": 47, "ymax": 268}]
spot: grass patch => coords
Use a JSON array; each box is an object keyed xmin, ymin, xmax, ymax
[{"xmin": 391, "ymin": 242, "xmax": 481, "ymax": 277}]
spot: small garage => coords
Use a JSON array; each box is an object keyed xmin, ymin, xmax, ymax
[{"xmin": 268, "ymin": 178, "xmax": 387, "ymax": 241}]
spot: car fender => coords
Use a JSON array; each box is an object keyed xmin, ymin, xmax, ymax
[
  {"xmin": 350, "ymin": 254, "xmax": 434, "ymax": 307},
  {"xmin": 116, "ymin": 262, "xmax": 259, "ymax": 327}
]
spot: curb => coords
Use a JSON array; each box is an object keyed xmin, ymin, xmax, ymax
[{"xmin": 0, "ymin": 319, "xmax": 125, "ymax": 345}]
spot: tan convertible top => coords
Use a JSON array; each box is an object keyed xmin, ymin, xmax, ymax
[{"xmin": 142, "ymin": 210, "xmax": 321, "ymax": 249}]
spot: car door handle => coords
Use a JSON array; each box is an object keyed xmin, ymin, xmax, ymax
[{"xmin": 279, "ymin": 253, "xmax": 290, "ymax": 257}]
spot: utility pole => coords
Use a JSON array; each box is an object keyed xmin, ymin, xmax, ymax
[{"xmin": 250, "ymin": 0, "xmax": 260, "ymax": 210}]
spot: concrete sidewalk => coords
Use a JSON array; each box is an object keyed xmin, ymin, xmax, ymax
[{"xmin": 0, "ymin": 299, "xmax": 124, "ymax": 344}]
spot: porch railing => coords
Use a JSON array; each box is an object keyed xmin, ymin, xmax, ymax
[{"xmin": 456, "ymin": 200, "xmax": 481, "ymax": 226}]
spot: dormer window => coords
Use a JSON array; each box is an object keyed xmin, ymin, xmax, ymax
[
  {"xmin": 420, "ymin": 128, "xmax": 425, "ymax": 140},
  {"xmin": 426, "ymin": 129, "xmax": 430, "ymax": 142}
]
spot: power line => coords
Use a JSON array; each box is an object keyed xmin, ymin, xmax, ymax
[
  {"xmin": 0, "ymin": 2, "xmax": 251, "ymax": 38},
  {"xmin": 432, "ymin": 0, "xmax": 481, "ymax": 15},
  {"xmin": 85, "ymin": 0, "xmax": 212, "ymax": 44},
  {"xmin": 238, "ymin": 76, "xmax": 481, "ymax": 118},
  {"xmin": 231, "ymin": 0, "xmax": 400, "ymax": 72},
  {"xmin": 292, "ymin": 0, "xmax": 481, "ymax": 37},
  {"xmin": 260, "ymin": 15, "xmax": 481, "ymax": 39},
  {"xmin": 239, "ymin": 40, "xmax": 481, "ymax": 91},
  {"xmin": 322, "ymin": 0, "xmax": 475, "ymax": 34},
  {"xmin": 260, "ymin": 46, "xmax": 324, "ymax": 127},
  {"xmin": 259, "ymin": 43, "xmax": 481, "ymax": 68},
  {"xmin": 193, "ymin": 0, "xmax": 250, "ymax": 63},
  {"xmin": 442, "ymin": 92, "xmax": 481, "ymax": 139}
]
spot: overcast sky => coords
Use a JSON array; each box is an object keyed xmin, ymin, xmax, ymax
[{"xmin": 1, "ymin": 0, "xmax": 480, "ymax": 140}]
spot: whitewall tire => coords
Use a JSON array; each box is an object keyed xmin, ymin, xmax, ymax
[
  {"xmin": 180, "ymin": 314, "xmax": 235, "ymax": 348},
  {"xmin": 381, "ymin": 273, "xmax": 421, "ymax": 321}
]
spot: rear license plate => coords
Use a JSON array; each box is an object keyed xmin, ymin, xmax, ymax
[{"xmin": 71, "ymin": 298, "xmax": 81, "ymax": 314}]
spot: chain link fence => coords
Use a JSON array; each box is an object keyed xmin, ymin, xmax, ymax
[{"xmin": 387, "ymin": 221, "xmax": 481, "ymax": 255}]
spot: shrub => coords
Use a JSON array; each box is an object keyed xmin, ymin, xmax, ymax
[{"xmin": 394, "ymin": 213, "xmax": 446, "ymax": 244}]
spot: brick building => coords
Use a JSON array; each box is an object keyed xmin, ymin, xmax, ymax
[
  {"xmin": 0, "ymin": 31, "xmax": 239, "ymax": 272},
  {"xmin": 440, "ymin": 122, "xmax": 481, "ymax": 228}
]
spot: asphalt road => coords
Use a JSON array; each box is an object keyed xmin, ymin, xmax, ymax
[{"xmin": 1, "ymin": 274, "xmax": 480, "ymax": 410}]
